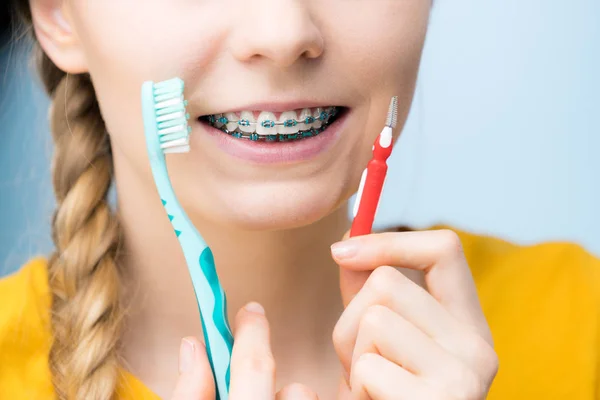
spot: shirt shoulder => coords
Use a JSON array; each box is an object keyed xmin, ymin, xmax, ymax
[
  {"xmin": 451, "ymin": 228, "xmax": 600, "ymax": 399},
  {"xmin": 453, "ymin": 228, "xmax": 600, "ymax": 310},
  {"xmin": 0, "ymin": 259, "xmax": 160, "ymax": 399},
  {"xmin": 0, "ymin": 258, "xmax": 54, "ymax": 399}
]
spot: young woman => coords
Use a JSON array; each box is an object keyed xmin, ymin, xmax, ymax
[{"xmin": 1, "ymin": 1, "xmax": 598, "ymax": 399}]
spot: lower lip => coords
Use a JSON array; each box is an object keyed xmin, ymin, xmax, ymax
[{"xmin": 196, "ymin": 109, "xmax": 349, "ymax": 165}]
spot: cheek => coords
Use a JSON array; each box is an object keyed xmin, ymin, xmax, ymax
[
  {"xmin": 329, "ymin": 1, "xmax": 430, "ymax": 91},
  {"xmin": 334, "ymin": 1, "xmax": 429, "ymax": 159},
  {"xmin": 69, "ymin": 2, "xmax": 224, "ymax": 159},
  {"xmin": 329, "ymin": 5, "xmax": 429, "ymax": 146},
  {"xmin": 72, "ymin": 2, "xmax": 223, "ymax": 75}
]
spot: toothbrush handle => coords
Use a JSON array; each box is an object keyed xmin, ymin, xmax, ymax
[
  {"xmin": 196, "ymin": 247, "xmax": 234, "ymax": 399},
  {"xmin": 148, "ymin": 157, "xmax": 233, "ymax": 400},
  {"xmin": 161, "ymin": 188, "xmax": 234, "ymax": 400}
]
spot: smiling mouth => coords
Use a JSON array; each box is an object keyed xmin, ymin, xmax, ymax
[{"xmin": 198, "ymin": 106, "xmax": 346, "ymax": 142}]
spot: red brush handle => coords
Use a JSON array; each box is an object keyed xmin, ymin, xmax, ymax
[
  {"xmin": 350, "ymin": 160, "xmax": 388, "ymax": 237},
  {"xmin": 350, "ymin": 127, "xmax": 393, "ymax": 238}
]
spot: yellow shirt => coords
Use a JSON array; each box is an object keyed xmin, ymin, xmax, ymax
[{"xmin": 1, "ymin": 228, "xmax": 599, "ymax": 399}]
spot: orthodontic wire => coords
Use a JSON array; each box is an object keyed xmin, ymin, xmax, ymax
[
  {"xmin": 215, "ymin": 109, "xmax": 338, "ymax": 142},
  {"xmin": 220, "ymin": 125, "xmax": 330, "ymax": 142},
  {"xmin": 207, "ymin": 107, "xmax": 339, "ymax": 128}
]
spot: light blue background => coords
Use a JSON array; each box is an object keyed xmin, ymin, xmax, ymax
[{"xmin": 1, "ymin": 0, "xmax": 599, "ymax": 276}]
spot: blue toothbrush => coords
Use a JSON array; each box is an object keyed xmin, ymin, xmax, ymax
[{"xmin": 141, "ymin": 77, "xmax": 233, "ymax": 400}]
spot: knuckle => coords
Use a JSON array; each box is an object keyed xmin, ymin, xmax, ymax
[
  {"xmin": 446, "ymin": 367, "xmax": 485, "ymax": 400},
  {"xmin": 360, "ymin": 305, "xmax": 388, "ymax": 334},
  {"xmin": 279, "ymin": 383, "xmax": 318, "ymax": 399},
  {"xmin": 484, "ymin": 349, "xmax": 500, "ymax": 382},
  {"xmin": 462, "ymin": 333, "xmax": 488, "ymax": 355},
  {"xmin": 238, "ymin": 352, "xmax": 276, "ymax": 375},
  {"xmin": 331, "ymin": 322, "xmax": 348, "ymax": 353},
  {"xmin": 366, "ymin": 265, "xmax": 399, "ymax": 297},
  {"xmin": 464, "ymin": 335, "xmax": 499, "ymax": 379},
  {"xmin": 437, "ymin": 229, "xmax": 464, "ymax": 258},
  {"xmin": 351, "ymin": 352, "xmax": 378, "ymax": 383},
  {"xmin": 330, "ymin": 325, "xmax": 351, "ymax": 381}
]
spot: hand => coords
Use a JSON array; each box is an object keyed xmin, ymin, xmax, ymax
[
  {"xmin": 331, "ymin": 229, "xmax": 499, "ymax": 399},
  {"xmin": 171, "ymin": 303, "xmax": 319, "ymax": 400}
]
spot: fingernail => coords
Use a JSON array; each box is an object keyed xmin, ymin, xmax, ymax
[
  {"xmin": 179, "ymin": 338, "xmax": 195, "ymax": 374},
  {"xmin": 331, "ymin": 241, "xmax": 358, "ymax": 259},
  {"xmin": 244, "ymin": 302, "xmax": 265, "ymax": 315}
]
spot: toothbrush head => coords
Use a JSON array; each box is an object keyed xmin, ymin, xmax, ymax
[
  {"xmin": 142, "ymin": 77, "xmax": 192, "ymax": 155},
  {"xmin": 385, "ymin": 96, "xmax": 399, "ymax": 129}
]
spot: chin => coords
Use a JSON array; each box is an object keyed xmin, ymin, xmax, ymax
[{"xmin": 196, "ymin": 182, "xmax": 351, "ymax": 232}]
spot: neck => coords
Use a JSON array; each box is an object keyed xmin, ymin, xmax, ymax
[{"xmin": 115, "ymin": 165, "xmax": 348, "ymax": 394}]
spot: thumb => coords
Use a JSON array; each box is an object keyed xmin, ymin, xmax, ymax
[
  {"xmin": 171, "ymin": 337, "xmax": 216, "ymax": 400},
  {"xmin": 333, "ymin": 230, "xmax": 371, "ymax": 307}
]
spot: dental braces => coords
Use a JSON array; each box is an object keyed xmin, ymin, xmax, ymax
[
  {"xmin": 207, "ymin": 106, "xmax": 339, "ymax": 128},
  {"xmin": 219, "ymin": 125, "xmax": 329, "ymax": 142}
]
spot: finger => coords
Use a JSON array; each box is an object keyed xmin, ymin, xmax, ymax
[
  {"xmin": 332, "ymin": 230, "xmax": 488, "ymax": 335},
  {"xmin": 351, "ymin": 305, "xmax": 462, "ymax": 378},
  {"xmin": 336, "ymin": 230, "xmax": 369, "ymax": 307},
  {"xmin": 229, "ymin": 302, "xmax": 276, "ymax": 400},
  {"xmin": 171, "ymin": 337, "xmax": 216, "ymax": 400},
  {"xmin": 339, "ymin": 268, "xmax": 371, "ymax": 308},
  {"xmin": 355, "ymin": 321, "xmax": 491, "ymax": 400},
  {"xmin": 351, "ymin": 353, "xmax": 438, "ymax": 400},
  {"xmin": 334, "ymin": 266, "xmax": 496, "ymax": 376},
  {"xmin": 276, "ymin": 383, "xmax": 319, "ymax": 400},
  {"xmin": 333, "ymin": 266, "xmax": 458, "ymax": 375}
]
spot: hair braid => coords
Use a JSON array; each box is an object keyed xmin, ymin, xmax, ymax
[
  {"xmin": 47, "ymin": 71, "xmax": 123, "ymax": 400},
  {"xmin": 15, "ymin": 2, "xmax": 125, "ymax": 399}
]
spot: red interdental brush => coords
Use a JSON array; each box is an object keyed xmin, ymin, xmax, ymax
[{"xmin": 350, "ymin": 96, "xmax": 399, "ymax": 237}]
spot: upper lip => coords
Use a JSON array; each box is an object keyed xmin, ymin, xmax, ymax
[{"xmin": 196, "ymin": 101, "xmax": 344, "ymax": 117}]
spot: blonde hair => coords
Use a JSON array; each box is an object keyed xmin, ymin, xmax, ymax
[{"xmin": 16, "ymin": 3, "xmax": 123, "ymax": 399}]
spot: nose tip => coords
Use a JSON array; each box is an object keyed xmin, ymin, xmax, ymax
[
  {"xmin": 258, "ymin": 30, "xmax": 324, "ymax": 68},
  {"xmin": 229, "ymin": 2, "xmax": 324, "ymax": 68}
]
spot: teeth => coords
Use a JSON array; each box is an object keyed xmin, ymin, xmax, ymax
[
  {"xmin": 214, "ymin": 113, "xmax": 224, "ymax": 128},
  {"xmin": 277, "ymin": 111, "xmax": 298, "ymax": 134},
  {"xmin": 225, "ymin": 112, "xmax": 238, "ymax": 132},
  {"xmin": 312, "ymin": 107, "xmax": 323, "ymax": 129},
  {"xmin": 239, "ymin": 111, "xmax": 255, "ymax": 133},
  {"xmin": 297, "ymin": 108, "xmax": 312, "ymax": 131},
  {"xmin": 206, "ymin": 106, "xmax": 339, "ymax": 137},
  {"xmin": 256, "ymin": 111, "xmax": 278, "ymax": 136}
]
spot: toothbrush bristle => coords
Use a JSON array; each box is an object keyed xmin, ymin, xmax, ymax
[
  {"xmin": 153, "ymin": 78, "xmax": 191, "ymax": 153},
  {"xmin": 385, "ymin": 96, "xmax": 399, "ymax": 129}
]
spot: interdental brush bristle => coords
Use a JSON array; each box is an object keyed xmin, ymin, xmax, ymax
[{"xmin": 385, "ymin": 96, "xmax": 399, "ymax": 129}]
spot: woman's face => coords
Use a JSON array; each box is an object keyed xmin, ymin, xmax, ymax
[{"xmin": 59, "ymin": 0, "xmax": 431, "ymax": 230}]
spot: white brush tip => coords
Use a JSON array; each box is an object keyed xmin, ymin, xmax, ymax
[{"xmin": 379, "ymin": 127, "xmax": 393, "ymax": 148}]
